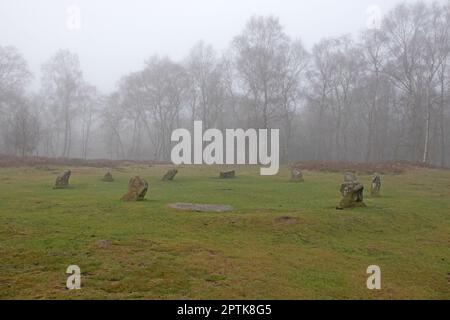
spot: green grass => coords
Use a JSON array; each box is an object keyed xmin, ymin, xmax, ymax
[{"xmin": 0, "ymin": 165, "xmax": 449, "ymax": 299}]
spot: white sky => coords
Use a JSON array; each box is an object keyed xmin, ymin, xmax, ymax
[{"xmin": 0, "ymin": 0, "xmax": 434, "ymax": 93}]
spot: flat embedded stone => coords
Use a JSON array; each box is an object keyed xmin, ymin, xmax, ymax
[{"xmin": 168, "ymin": 203, "xmax": 233, "ymax": 213}]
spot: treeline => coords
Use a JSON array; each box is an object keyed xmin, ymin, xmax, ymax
[{"xmin": 1, "ymin": 1, "xmax": 450, "ymax": 166}]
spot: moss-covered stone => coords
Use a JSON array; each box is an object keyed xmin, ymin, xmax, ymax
[
  {"xmin": 337, "ymin": 182, "xmax": 366, "ymax": 209},
  {"xmin": 121, "ymin": 176, "xmax": 148, "ymax": 201},
  {"xmin": 53, "ymin": 170, "xmax": 71, "ymax": 189}
]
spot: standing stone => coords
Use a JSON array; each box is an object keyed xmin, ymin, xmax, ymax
[
  {"xmin": 290, "ymin": 167, "xmax": 304, "ymax": 182},
  {"xmin": 102, "ymin": 172, "xmax": 114, "ymax": 182},
  {"xmin": 121, "ymin": 176, "xmax": 148, "ymax": 201},
  {"xmin": 344, "ymin": 171, "xmax": 357, "ymax": 183},
  {"xmin": 371, "ymin": 173, "xmax": 381, "ymax": 197},
  {"xmin": 337, "ymin": 182, "xmax": 366, "ymax": 209},
  {"xmin": 219, "ymin": 170, "xmax": 235, "ymax": 179},
  {"xmin": 54, "ymin": 170, "xmax": 71, "ymax": 189},
  {"xmin": 162, "ymin": 169, "xmax": 178, "ymax": 181}
]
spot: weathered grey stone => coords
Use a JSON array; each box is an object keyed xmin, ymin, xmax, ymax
[
  {"xmin": 54, "ymin": 170, "xmax": 71, "ymax": 189},
  {"xmin": 290, "ymin": 167, "xmax": 304, "ymax": 182},
  {"xmin": 121, "ymin": 176, "xmax": 148, "ymax": 201},
  {"xmin": 219, "ymin": 170, "xmax": 235, "ymax": 179},
  {"xmin": 162, "ymin": 169, "xmax": 178, "ymax": 181},
  {"xmin": 95, "ymin": 240, "xmax": 109, "ymax": 249},
  {"xmin": 371, "ymin": 173, "xmax": 381, "ymax": 197},
  {"xmin": 168, "ymin": 203, "xmax": 233, "ymax": 213},
  {"xmin": 102, "ymin": 172, "xmax": 114, "ymax": 182},
  {"xmin": 337, "ymin": 182, "xmax": 366, "ymax": 209},
  {"xmin": 344, "ymin": 171, "xmax": 357, "ymax": 183}
]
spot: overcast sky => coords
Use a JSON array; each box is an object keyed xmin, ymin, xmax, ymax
[{"xmin": 0, "ymin": 0, "xmax": 433, "ymax": 93}]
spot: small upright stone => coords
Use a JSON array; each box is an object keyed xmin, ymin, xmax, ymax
[
  {"xmin": 121, "ymin": 176, "xmax": 148, "ymax": 201},
  {"xmin": 162, "ymin": 169, "xmax": 178, "ymax": 181},
  {"xmin": 337, "ymin": 172, "xmax": 366, "ymax": 209},
  {"xmin": 344, "ymin": 171, "xmax": 357, "ymax": 183},
  {"xmin": 219, "ymin": 170, "xmax": 235, "ymax": 179},
  {"xmin": 54, "ymin": 170, "xmax": 71, "ymax": 189},
  {"xmin": 290, "ymin": 167, "xmax": 304, "ymax": 182},
  {"xmin": 371, "ymin": 173, "xmax": 381, "ymax": 197},
  {"xmin": 102, "ymin": 172, "xmax": 114, "ymax": 182}
]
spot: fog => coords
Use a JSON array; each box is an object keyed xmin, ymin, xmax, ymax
[
  {"xmin": 1, "ymin": 0, "xmax": 449, "ymax": 167},
  {"xmin": 1, "ymin": 0, "xmax": 409, "ymax": 92}
]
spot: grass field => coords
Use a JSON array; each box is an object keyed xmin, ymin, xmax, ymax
[{"xmin": 0, "ymin": 164, "xmax": 449, "ymax": 299}]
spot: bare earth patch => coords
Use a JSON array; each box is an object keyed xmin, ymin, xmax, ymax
[{"xmin": 273, "ymin": 216, "xmax": 300, "ymax": 225}]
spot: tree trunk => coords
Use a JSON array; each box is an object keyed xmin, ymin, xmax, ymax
[
  {"xmin": 440, "ymin": 68, "xmax": 446, "ymax": 167},
  {"xmin": 422, "ymin": 91, "xmax": 431, "ymax": 164}
]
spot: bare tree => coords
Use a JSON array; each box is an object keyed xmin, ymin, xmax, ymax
[
  {"xmin": 140, "ymin": 56, "xmax": 188, "ymax": 160},
  {"xmin": 307, "ymin": 36, "xmax": 364, "ymax": 160},
  {"xmin": 2, "ymin": 96, "xmax": 40, "ymax": 157},
  {"xmin": 232, "ymin": 16, "xmax": 290, "ymax": 129},
  {"xmin": 359, "ymin": 28, "xmax": 390, "ymax": 161},
  {"xmin": 0, "ymin": 45, "xmax": 34, "ymax": 154},
  {"xmin": 0, "ymin": 45, "xmax": 32, "ymax": 104},
  {"xmin": 278, "ymin": 40, "xmax": 309, "ymax": 161},
  {"xmin": 101, "ymin": 92, "xmax": 126, "ymax": 159},
  {"xmin": 79, "ymin": 83, "xmax": 101, "ymax": 159},
  {"xmin": 41, "ymin": 50, "xmax": 83, "ymax": 158},
  {"xmin": 383, "ymin": 2, "xmax": 429, "ymax": 162},
  {"xmin": 420, "ymin": 2, "xmax": 450, "ymax": 163},
  {"xmin": 185, "ymin": 42, "xmax": 226, "ymax": 128}
]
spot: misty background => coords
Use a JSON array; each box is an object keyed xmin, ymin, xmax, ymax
[{"xmin": 1, "ymin": 0, "xmax": 449, "ymax": 166}]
